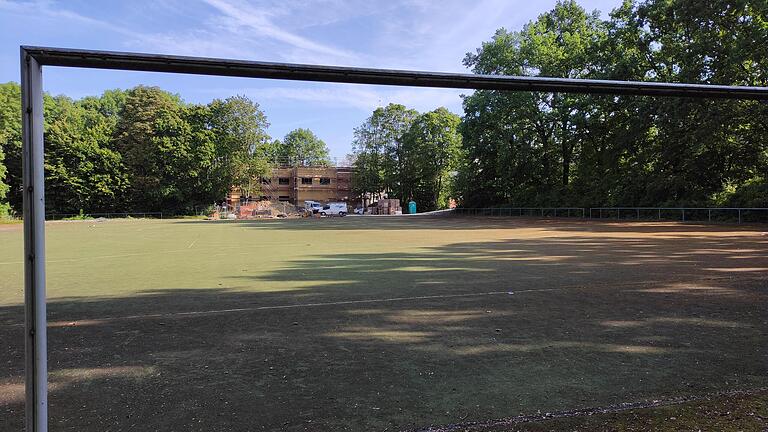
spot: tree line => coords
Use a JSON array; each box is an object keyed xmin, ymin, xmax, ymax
[
  {"xmin": 351, "ymin": 105, "xmax": 462, "ymax": 211},
  {"xmin": 1, "ymin": 0, "xmax": 767, "ymax": 217},
  {"xmin": 0, "ymin": 84, "xmax": 331, "ymax": 216},
  {"xmin": 455, "ymin": 0, "xmax": 767, "ymax": 209}
]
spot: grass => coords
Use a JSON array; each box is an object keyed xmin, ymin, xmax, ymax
[{"xmin": 1, "ymin": 216, "xmax": 767, "ymax": 431}]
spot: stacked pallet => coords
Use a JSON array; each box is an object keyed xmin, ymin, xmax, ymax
[{"xmin": 369, "ymin": 199, "xmax": 402, "ymax": 215}]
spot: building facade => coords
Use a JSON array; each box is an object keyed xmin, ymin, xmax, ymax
[{"xmin": 261, "ymin": 166, "xmax": 358, "ymax": 207}]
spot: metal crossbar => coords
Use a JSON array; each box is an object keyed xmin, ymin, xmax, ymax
[{"xmin": 21, "ymin": 46, "xmax": 768, "ymax": 99}]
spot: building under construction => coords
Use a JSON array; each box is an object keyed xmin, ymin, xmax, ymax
[{"xmin": 260, "ymin": 166, "xmax": 358, "ymax": 207}]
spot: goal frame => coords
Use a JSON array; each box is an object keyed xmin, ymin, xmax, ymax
[{"xmin": 19, "ymin": 45, "xmax": 768, "ymax": 432}]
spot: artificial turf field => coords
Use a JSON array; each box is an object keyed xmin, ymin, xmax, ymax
[{"xmin": 0, "ymin": 216, "xmax": 767, "ymax": 431}]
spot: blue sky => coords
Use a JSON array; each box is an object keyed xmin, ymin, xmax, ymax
[{"xmin": 0, "ymin": 0, "xmax": 622, "ymax": 159}]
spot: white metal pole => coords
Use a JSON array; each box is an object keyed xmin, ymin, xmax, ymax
[{"xmin": 21, "ymin": 48, "xmax": 48, "ymax": 432}]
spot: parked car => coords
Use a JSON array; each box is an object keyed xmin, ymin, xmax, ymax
[
  {"xmin": 320, "ymin": 202, "xmax": 348, "ymax": 216},
  {"xmin": 354, "ymin": 207, "xmax": 364, "ymax": 215}
]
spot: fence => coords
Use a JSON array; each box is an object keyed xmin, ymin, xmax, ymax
[
  {"xmin": 45, "ymin": 212, "xmax": 163, "ymax": 221},
  {"xmin": 453, "ymin": 207, "xmax": 768, "ymax": 223},
  {"xmin": 453, "ymin": 207, "xmax": 586, "ymax": 218},
  {"xmin": 589, "ymin": 207, "xmax": 768, "ymax": 223}
]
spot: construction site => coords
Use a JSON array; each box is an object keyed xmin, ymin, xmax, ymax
[
  {"xmin": 263, "ymin": 165, "xmax": 356, "ymax": 207},
  {"xmin": 212, "ymin": 165, "xmax": 360, "ymax": 219}
]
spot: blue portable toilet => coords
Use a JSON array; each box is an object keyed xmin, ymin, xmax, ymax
[{"xmin": 408, "ymin": 200, "xmax": 417, "ymax": 214}]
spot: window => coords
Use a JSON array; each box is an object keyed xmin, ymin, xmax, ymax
[
  {"xmin": 319, "ymin": 177, "xmax": 331, "ymax": 185},
  {"xmin": 322, "ymin": 205, "xmax": 330, "ymax": 210},
  {"xmin": 278, "ymin": 196, "xmax": 291, "ymax": 201},
  {"xmin": 301, "ymin": 177, "xmax": 313, "ymax": 185},
  {"xmin": 278, "ymin": 177, "xmax": 289, "ymax": 185},
  {"xmin": 261, "ymin": 178, "xmax": 271, "ymax": 184}
]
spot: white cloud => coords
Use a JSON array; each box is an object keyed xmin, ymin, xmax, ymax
[
  {"xmin": 0, "ymin": 0, "xmax": 143, "ymax": 39},
  {"xmin": 201, "ymin": 0, "xmax": 359, "ymax": 61},
  {"xmin": 204, "ymin": 83, "xmax": 465, "ymax": 113}
]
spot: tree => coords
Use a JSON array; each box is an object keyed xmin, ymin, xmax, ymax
[
  {"xmin": 0, "ymin": 82, "xmax": 21, "ymax": 214},
  {"xmin": 0, "ymin": 138, "xmax": 9, "ymax": 217},
  {"xmin": 460, "ymin": 1, "xmax": 605, "ymax": 206},
  {"xmin": 598, "ymin": 0, "xmax": 768, "ymax": 206},
  {"xmin": 44, "ymin": 94, "xmax": 128, "ymax": 213},
  {"xmin": 352, "ymin": 104, "xmax": 418, "ymax": 202},
  {"xmin": 208, "ymin": 95, "xmax": 272, "ymax": 199},
  {"xmin": 0, "ymin": 84, "xmax": 279, "ymax": 216},
  {"xmin": 275, "ymin": 128, "xmax": 331, "ymax": 166},
  {"xmin": 115, "ymin": 86, "xmax": 219, "ymax": 213},
  {"xmin": 401, "ymin": 108, "xmax": 462, "ymax": 210},
  {"xmin": 457, "ymin": 0, "xmax": 768, "ymax": 209}
]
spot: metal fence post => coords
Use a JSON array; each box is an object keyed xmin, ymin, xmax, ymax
[
  {"xmin": 21, "ymin": 47, "xmax": 48, "ymax": 432},
  {"xmin": 636, "ymin": 208, "xmax": 640, "ymax": 220},
  {"xmin": 682, "ymin": 209, "xmax": 685, "ymax": 222},
  {"xmin": 708, "ymin": 209, "xmax": 711, "ymax": 222},
  {"xmin": 738, "ymin": 209, "xmax": 741, "ymax": 223}
]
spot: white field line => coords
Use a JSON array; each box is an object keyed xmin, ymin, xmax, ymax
[
  {"xmin": 8, "ymin": 288, "xmax": 559, "ymax": 328},
  {"xmin": 3, "ymin": 274, "xmax": 765, "ymax": 329},
  {"xmin": 413, "ymin": 387, "xmax": 768, "ymax": 432},
  {"xmin": 100, "ymin": 274, "xmax": 762, "ymax": 325}
]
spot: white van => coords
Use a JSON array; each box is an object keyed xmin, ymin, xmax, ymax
[
  {"xmin": 320, "ymin": 202, "xmax": 348, "ymax": 216},
  {"xmin": 304, "ymin": 200, "xmax": 322, "ymax": 214}
]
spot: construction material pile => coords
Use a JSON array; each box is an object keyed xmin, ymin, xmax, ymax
[
  {"xmin": 369, "ymin": 199, "xmax": 402, "ymax": 215},
  {"xmin": 237, "ymin": 200, "xmax": 275, "ymax": 218}
]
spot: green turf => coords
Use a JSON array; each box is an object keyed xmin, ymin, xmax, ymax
[{"xmin": 1, "ymin": 217, "xmax": 766, "ymax": 431}]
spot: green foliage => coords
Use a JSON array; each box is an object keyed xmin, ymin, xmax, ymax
[
  {"xmin": 62, "ymin": 209, "xmax": 93, "ymax": 221},
  {"xmin": 352, "ymin": 104, "xmax": 462, "ymax": 211},
  {"xmin": 0, "ymin": 84, "xmax": 273, "ymax": 216},
  {"xmin": 0, "ymin": 82, "xmax": 21, "ymax": 215},
  {"xmin": 0, "ymin": 121, "xmax": 9, "ymax": 216},
  {"xmin": 401, "ymin": 108, "xmax": 462, "ymax": 210},
  {"xmin": 44, "ymin": 93, "xmax": 128, "ymax": 213},
  {"xmin": 457, "ymin": 0, "xmax": 768, "ymax": 208},
  {"xmin": 207, "ymin": 95, "xmax": 272, "ymax": 199},
  {"xmin": 352, "ymin": 104, "xmax": 419, "ymax": 203},
  {"xmin": 274, "ymin": 128, "xmax": 331, "ymax": 166}
]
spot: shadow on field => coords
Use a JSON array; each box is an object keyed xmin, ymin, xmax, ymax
[{"xmin": 1, "ymin": 230, "xmax": 767, "ymax": 431}]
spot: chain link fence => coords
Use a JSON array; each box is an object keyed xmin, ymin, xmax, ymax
[
  {"xmin": 453, "ymin": 207, "xmax": 768, "ymax": 223},
  {"xmin": 453, "ymin": 208, "xmax": 585, "ymax": 218},
  {"xmin": 45, "ymin": 212, "xmax": 163, "ymax": 221}
]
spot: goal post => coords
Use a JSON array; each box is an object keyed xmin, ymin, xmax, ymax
[
  {"xmin": 19, "ymin": 45, "xmax": 768, "ymax": 432},
  {"xmin": 20, "ymin": 48, "xmax": 47, "ymax": 432}
]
